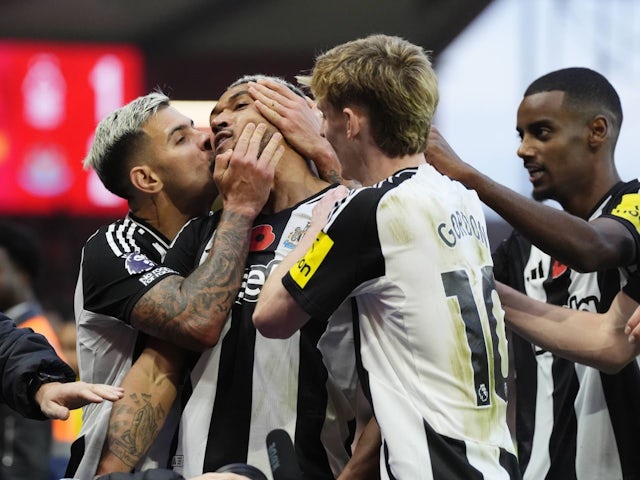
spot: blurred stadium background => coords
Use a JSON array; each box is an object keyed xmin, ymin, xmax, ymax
[{"xmin": 1, "ymin": 0, "xmax": 638, "ymax": 317}]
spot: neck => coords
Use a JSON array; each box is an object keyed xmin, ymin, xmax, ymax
[
  {"xmin": 131, "ymin": 196, "xmax": 196, "ymax": 241},
  {"xmin": 558, "ymin": 157, "xmax": 621, "ymax": 219},
  {"xmin": 263, "ymin": 152, "xmax": 331, "ymax": 214},
  {"xmin": 357, "ymin": 150, "xmax": 426, "ymax": 186}
]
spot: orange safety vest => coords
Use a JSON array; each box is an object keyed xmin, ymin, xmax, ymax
[{"xmin": 20, "ymin": 315, "xmax": 81, "ymax": 443}]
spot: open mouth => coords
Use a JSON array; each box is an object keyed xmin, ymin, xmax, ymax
[
  {"xmin": 214, "ymin": 131, "xmax": 233, "ymax": 153},
  {"xmin": 525, "ymin": 164, "xmax": 544, "ymax": 183}
]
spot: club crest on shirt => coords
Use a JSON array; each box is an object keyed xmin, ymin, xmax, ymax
[
  {"xmin": 123, "ymin": 252, "xmax": 157, "ymax": 274},
  {"xmin": 283, "ymin": 222, "xmax": 310, "ymax": 250}
]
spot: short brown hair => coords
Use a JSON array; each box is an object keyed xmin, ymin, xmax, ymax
[{"xmin": 300, "ymin": 34, "xmax": 438, "ymax": 157}]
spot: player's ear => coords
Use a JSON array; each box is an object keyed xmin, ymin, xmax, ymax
[
  {"xmin": 130, "ymin": 165, "xmax": 163, "ymax": 194},
  {"xmin": 588, "ymin": 115, "xmax": 608, "ymax": 150},
  {"xmin": 343, "ymin": 107, "xmax": 361, "ymax": 140}
]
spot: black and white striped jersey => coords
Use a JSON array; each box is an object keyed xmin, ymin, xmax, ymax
[
  {"xmin": 493, "ymin": 180, "xmax": 640, "ymax": 480},
  {"xmin": 69, "ymin": 213, "xmax": 183, "ymax": 478},
  {"xmin": 283, "ymin": 165, "xmax": 520, "ymax": 480},
  {"xmin": 165, "ymin": 186, "xmax": 361, "ymax": 479}
]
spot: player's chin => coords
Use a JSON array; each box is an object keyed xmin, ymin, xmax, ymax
[{"xmin": 531, "ymin": 185, "xmax": 553, "ymax": 202}]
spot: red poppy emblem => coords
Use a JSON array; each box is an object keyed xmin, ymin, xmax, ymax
[
  {"xmin": 551, "ymin": 259, "xmax": 568, "ymax": 279},
  {"xmin": 250, "ymin": 224, "xmax": 276, "ymax": 251}
]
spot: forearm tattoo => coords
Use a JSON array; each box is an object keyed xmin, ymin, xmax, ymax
[
  {"xmin": 134, "ymin": 209, "xmax": 254, "ymax": 345},
  {"xmin": 106, "ymin": 393, "xmax": 166, "ymax": 469},
  {"xmin": 321, "ymin": 168, "xmax": 344, "ymax": 186}
]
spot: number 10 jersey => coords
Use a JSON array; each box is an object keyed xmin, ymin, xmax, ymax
[{"xmin": 283, "ymin": 165, "xmax": 520, "ymax": 480}]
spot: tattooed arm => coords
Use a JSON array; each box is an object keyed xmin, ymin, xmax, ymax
[
  {"xmin": 94, "ymin": 124, "xmax": 282, "ymax": 474},
  {"xmin": 130, "ymin": 123, "xmax": 283, "ymax": 351},
  {"xmin": 96, "ymin": 337, "xmax": 184, "ymax": 474},
  {"xmin": 131, "ymin": 208, "xmax": 258, "ymax": 351}
]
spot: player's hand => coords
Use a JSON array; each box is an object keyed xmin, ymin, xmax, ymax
[
  {"xmin": 248, "ymin": 78, "xmax": 323, "ymax": 136},
  {"xmin": 625, "ymin": 305, "xmax": 640, "ymax": 344},
  {"xmin": 214, "ymin": 122, "xmax": 283, "ymax": 218},
  {"xmin": 247, "ymin": 79, "xmax": 342, "ymax": 183},
  {"xmin": 426, "ymin": 126, "xmax": 472, "ymax": 182},
  {"xmin": 310, "ymin": 185, "xmax": 349, "ymax": 232},
  {"xmin": 35, "ymin": 381, "xmax": 124, "ymax": 420}
]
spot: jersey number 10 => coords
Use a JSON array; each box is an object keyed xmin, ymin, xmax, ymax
[{"xmin": 441, "ymin": 266, "xmax": 508, "ymax": 407}]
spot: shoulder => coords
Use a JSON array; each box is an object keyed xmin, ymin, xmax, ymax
[
  {"xmin": 164, "ymin": 213, "xmax": 218, "ymax": 274},
  {"xmin": 339, "ymin": 170, "xmax": 417, "ymax": 210},
  {"xmin": 599, "ymin": 180, "xmax": 640, "ymax": 233},
  {"xmin": 86, "ymin": 217, "xmax": 173, "ymax": 262},
  {"xmin": 492, "ymin": 230, "xmax": 534, "ymax": 283},
  {"xmin": 601, "ymin": 180, "xmax": 640, "ymax": 213},
  {"xmin": 173, "ymin": 212, "xmax": 218, "ymax": 246},
  {"xmin": 80, "ymin": 217, "xmax": 173, "ymax": 291}
]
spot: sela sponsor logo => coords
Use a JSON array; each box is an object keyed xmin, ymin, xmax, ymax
[
  {"xmin": 567, "ymin": 294, "xmax": 599, "ymax": 312},
  {"xmin": 437, "ymin": 210, "xmax": 488, "ymax": 248},
  {"xmin": 124, "ymin": 252, "xmax": 157, "ymax": 274},
  {"xmin": 236, "ymin": 258, "xmax": 280, "ymax": 303},
  {"xmin": 171, "ymin": 455, "xmax": 184, "ymax": 467},
  {"xmin": 138, "ymin": 266, "xmax": 177, "ymax": 286}
]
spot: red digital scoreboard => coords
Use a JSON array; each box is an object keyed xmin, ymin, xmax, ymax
[{"xmin": 0, "ymin": 42, "xmax": 144, "ymax": 216}]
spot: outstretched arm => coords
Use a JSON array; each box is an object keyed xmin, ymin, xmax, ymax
[
  {"xmin": 131, "ymin": 123, "xmax": 283, "ymax": 351},
  {"xmin": 254, "ymin": 186, "xmax": 349, "ymax": 338},
  {"xmin": 426, "ymin": 127, "xmax": 636, "ymax": 272},
  {"xmin": 0, "ymin": 313, "xmax": 121, "ymax": 419},
  {"xmin": 497, "ymin": 282, "xmax": 640, "ymax": 373},
  {"xmin": 35, "ymin": 382, "xmax": 123, "ymax": 420}
]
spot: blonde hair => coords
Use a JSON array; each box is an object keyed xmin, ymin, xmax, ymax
[
  {"xmin": 299, "ymin": 34, "xmax": 438, "ymax": 157},
  {"xmin": 84, "ymin": 92, "xmax": 170, "ymax": 199}
]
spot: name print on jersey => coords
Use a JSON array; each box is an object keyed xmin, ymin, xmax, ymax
[
  {"xmin": 567, "ymin": 294, "xmax": 599, "ymax": 311},
  {"xmin": 437, "ymin": 209, "xmax": 488, "ymax": 249}
]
